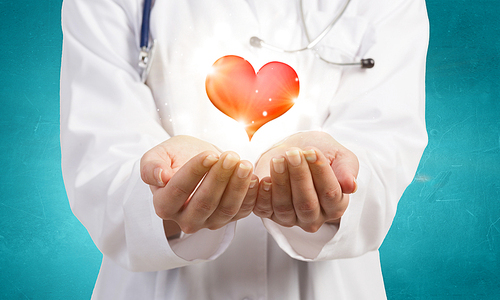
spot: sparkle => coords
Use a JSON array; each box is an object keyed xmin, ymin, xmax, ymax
[
  {"xmin": 255, "ymin": 90, "xmax": 259, "ymax": 93},
  {"xmin": 269, "ymin": 98, "xmax": 272, "ymax": 101},
  {"xmin": 207, "ymin": 65, "xmax": 216, "ymax": 76},
  {"xmin": 295, "ymin": 77, "xmax": 299, "ymax": 81},
  {"xmin": 262, "ymin": 111, "xmax": 268, "ymax": 117}
]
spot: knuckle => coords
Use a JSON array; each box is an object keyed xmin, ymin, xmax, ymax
[
  {"xmin": 296, "ymin": 200, "xmax": 318, "ymax": 213},
  {"xmin": 273, "ymin": 177, "xmax": 289, "ymax": 188},
  {"xmin": 192, "ymin": 166, "xmax": 208, "ymax": 177},
  {"xmin": 253, "ymin": 206, "xmax": 273, "ymax": 218},
  {"xmin": 233, "ymin": 209, "xmax": 253, "ymax": 221},
  {"xmin": 323, "ymin": 186, "xmax": 342, "ymax": 203},
  {"xmin": 180, "ymin": 223, "xmax": 199, "ymax": 234},
  {"xmin": 153, "ymin": 201, "xmax": 173, "ymax": 220},
  {"xmin": 273, "ymin": 217, "xmax": 295, "ymax": 227},
  {"xmin": 239, "ymin": 200, "xmax": 256, "ymax": 213},
  {"xmin": 227, "ymin": 178, "xmax": 249, "ymax": 194},
  {"xmin": 289, "ymin": 169, "xmax": 310, "ymax": 182},
  {"xmin": 295, "ymin": 202, "xmax": 319, "ymax": 222},
  {"xmin": 301, "ymin": 222, "xmax": 322, "ymax": 233},
  {"xmin": 258, "ymin": 190, "xmax": 272, "ymax": 202},
  {"xmin": 169, "ymin": 184, "xmax": 191, "ymax": 199},
  {"xmin": 310, "ymin": 163, "xmax": 328, "ymax": 177},
  {"xmin": 154, "ymin": 207, "xmax": 169, "ymax": 220},
  {"xmin": 273, "ymin": 203, "xmax": 295, "ymax": 215},
  {"xmin": 206, "ymin": 222, "xmax": 225, "ymax": 231},
  {"xmin": 216, "ymin": 204, "xmax": 239, "ymax": 219},
  {"xmin": 328, "ymin": 208, "xmax": 346, "ymax": 221},
  {"xmin": 323, "ymin": 147, "xmax": 340, "ymax": 162},
  {"xmin": 193, "ymin": 199, "xmax": 216, "ymax": 214},
  {"xmin": 273, "ymin": 207, "xmax": 296, "ymax": 224},
  {"xmin": 214, "ymin": 170, "xmax": 233, "ymax": 183}
]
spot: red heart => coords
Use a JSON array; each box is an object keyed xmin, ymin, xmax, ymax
[{"xmin": 206, "ymin": 55, "xmax": 300, "ymax": 140}]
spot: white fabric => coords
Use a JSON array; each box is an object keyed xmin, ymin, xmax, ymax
[{"xmin": 60, "ymin": 0, "xmax": 429, "ymax": 299}]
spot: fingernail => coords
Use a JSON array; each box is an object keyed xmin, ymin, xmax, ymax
[
  {"xmin": 353, "ymin": 178, "xmax": 358, "ymax": 193},
  {"xmin": 285, "ymin": 150, "xmax": 301, "ymax": 166},
  {"xmin": 237, "ymin": 163, "xmax": 252, "ymax": 178},
  {"xmin": 202, "ymin": 155, "xmax": 219, "ymax": 167},
  {"xmin": 249, "ymin": 179, "xmax": 258, "ymax": 188},
  {"xmin": 154, "ymin": 167, "xmax": 164, "ymax": 186},
  {"xmin": 222, "ymin": 153, "xmax": 239, "ymax": 169},
  {"xmin": 303, "ymin": 149, "xmax": 317, "ymax": 163},
  {"xmin": 272, "ymin": 157, "xmax": 286, "ymax": 174},
  {"xmin": 262, "ymin": 181, "xmax": 272, "ymax": 191}
]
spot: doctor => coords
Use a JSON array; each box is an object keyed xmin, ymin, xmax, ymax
[{"xmin": 60, "ymin": 0, "xmax": 429, "ymax": 299}]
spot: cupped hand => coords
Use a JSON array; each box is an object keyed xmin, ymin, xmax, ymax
[
  {"xmin": 140, "ymin": 135, "xmax": 259, "ymax": 237},
  {"xmin": 253, "ymin": 131, "xmax": 359, "ymax": 232}
]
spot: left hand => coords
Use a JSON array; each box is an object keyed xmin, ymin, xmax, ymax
[
  {"xmin": 253, "ymin": 131, "xmax": 359, "ymax": 232},
  {"xmin": 140, "ymin": 135, "xmax": 258, "ymax": 237}
]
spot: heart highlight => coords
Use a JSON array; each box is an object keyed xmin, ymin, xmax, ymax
[{"xmin": 206, "ymin": 55, "xmax": 300, "ymax": 140}]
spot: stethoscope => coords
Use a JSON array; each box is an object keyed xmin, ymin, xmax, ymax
[{"xmin": 138, "ymin": 0, "xmax": 374, "ymax": 82}]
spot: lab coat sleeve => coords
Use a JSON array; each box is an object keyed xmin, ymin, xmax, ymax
[
  {"xmin": 60, "ymin": 0, "xmax": 235, "ymax": 272},
  {"xmin": 262, "ymin": 0, "xmax": 429, "ymax": 260}
]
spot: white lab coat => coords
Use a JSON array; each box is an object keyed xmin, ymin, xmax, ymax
[{"xmin": 60, "ymin": 0, "xmax": 429, "ymax": 299}]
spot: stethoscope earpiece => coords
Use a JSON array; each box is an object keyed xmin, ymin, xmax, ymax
[{"xmin": 361, "ymin": 58, "xmax": 375, "ymax": 69}]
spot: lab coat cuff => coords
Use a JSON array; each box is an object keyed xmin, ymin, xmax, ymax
[
  {"xmin": 261, "ymin": 218, "xmax": 338, "ymax": 261},
  {"xmin": 122, "ymin": 165, "xmax": 235, "ymax": 271},
  {"xmin": 168, "ymin": 222, "xmax": 236, "ymax": 261},
  {"xmin": 314, "ymin": 151, "xmax": 379, "ymax": 260},
  {"xmin": 261, "ymin": 150, "xmax": 373, "ymax": 261}
]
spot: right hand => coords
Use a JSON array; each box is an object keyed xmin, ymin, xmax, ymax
[{"xmin": 140, "ymin": 135, "xmax": 259, "ymax": 237}]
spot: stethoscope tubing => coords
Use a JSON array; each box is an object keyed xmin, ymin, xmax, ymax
[
  {"xmin": 138, "ymin": 0, "xmax": 373, "ymax": 81},
  {"xmin": 140, "ymin": 0, "xmax": 153, "ymax": 50}
]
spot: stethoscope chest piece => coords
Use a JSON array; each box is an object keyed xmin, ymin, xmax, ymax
[{"xmin": 139, "ymin": 39, "xmax": 156, "ymax": 83}]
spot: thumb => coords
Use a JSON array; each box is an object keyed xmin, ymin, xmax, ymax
[
  {"xmin": 140, "ymin": 152, "xmax": 175, "ymax": 187},
  {"xmin": 330, "ymin": 150, "xmax": 359, "ymax": 194}
]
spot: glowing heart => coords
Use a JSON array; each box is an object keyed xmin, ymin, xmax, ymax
[{"xmin": 206, "ymin": 55, "xmax": 300, "ymax": 140}]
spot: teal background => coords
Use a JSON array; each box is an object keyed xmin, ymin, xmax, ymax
[{"xmin": 0, "ymin": 0, "xmax": 498, "ymax": 299}]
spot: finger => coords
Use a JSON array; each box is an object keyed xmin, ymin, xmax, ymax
[
  {"xmin": 270, "ymin": 156, "xmax": 296, "ymax": 225},
  {"xmin": 153, "ymin": 151, "xmax": 219, "ymax": 219},
  {"xmin": 140, "ymin": 147, "xmax": 174, "ymax": 187},
  {"xmin": 180, "ymin": 151, "xmax": 240, "ymax": 232},
  {"xmin": 330, "ymin": 149, "xmax": 359, "ymax": 194},
  {"xmin": 285, "ymin": 148, "xmax": 321, "ymax": 224},
  {"xmin": 253, "ymin": 177, "xmax": 273, "ymax": 219},
  {"xmin": 206, "ymin": 160, "xmax": 253, "ymax": 229},
  {"xmin": 303, "ymin": 148, "xmax": 347, "ymax": 221},
  {"xmin": 232, "ymin": 174, "xmax": 259, "ymax": 221}
]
